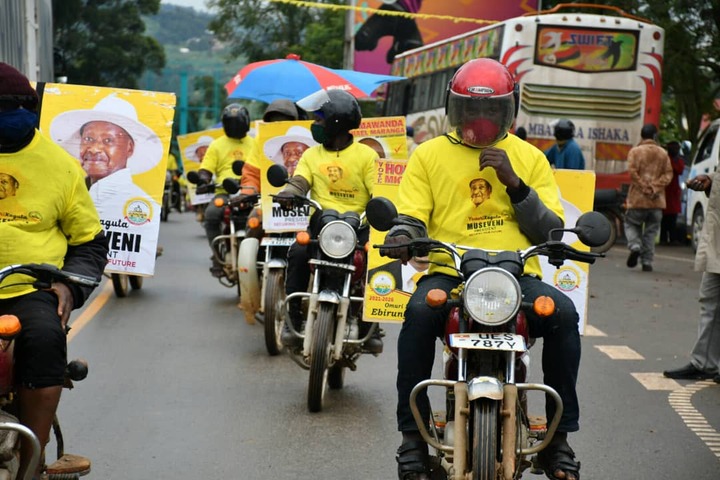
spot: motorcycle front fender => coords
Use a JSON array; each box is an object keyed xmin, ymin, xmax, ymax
[
  {"xmin": 266, "ymin": 258, "xmax": 287, "ymax": 269},
  {"xmin": 467, "ymin": 376, "xmax": 504, "ymax": 401}
]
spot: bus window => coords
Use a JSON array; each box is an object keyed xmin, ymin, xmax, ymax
[
  {"xmin": 409, "ymin": 75, "xmax": 432, "ymax": 114},
  {"xmin": 385, "ymin": 80, "xmax": 409, "ymax": 116},
  {"xmin": 429, "ymin": 70, "xmax": 453, "ymax": 109}
]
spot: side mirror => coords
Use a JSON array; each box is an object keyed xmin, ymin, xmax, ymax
[
  {"xmin": 186, "ymin": 170, "xmax": 200, "ymax": 185},
  {"xmin": 267, "ymin": 164, "xmax": 289, "ymax": 188},
  {"xmin": 366, "ymin": 197, "xmax": 398, "ymax": 232},
  {"xmin": 573, "ymin": 211, "xmax": 612, "ymax": 248},
  {"xmin": 223, "ymin": 178, "xmax": 240, "ymax": 195},
  {"xmin": 232, "ymin": 160, "xmax": 245, "ymax": 176}
]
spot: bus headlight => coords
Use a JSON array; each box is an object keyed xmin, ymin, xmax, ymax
[
  {"xmin": 318, "ymin": 221, "xmax": 357, "ymax": 259},
  {"xmin": 463, "ymin": 268, "xmax": 521, "ymax": 326}
]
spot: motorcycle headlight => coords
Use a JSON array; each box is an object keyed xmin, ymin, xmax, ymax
[
  {"xmin": 318, "ymin": 221, "xmax": 357, "ymax": 259},
  {"xmin": 463, "ymin": 267, "xmax": 521, "ymax": 326}
]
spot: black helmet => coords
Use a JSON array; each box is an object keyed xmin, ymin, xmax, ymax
[
  {"xmin": 553, "ymin": 119, "xmax": 575, "ymax": 141},
  {"xmin": 298, "ymin": 89, "xmax": 361, "ymax": 138},
  {"xmin": 222, "ymin": 103, "xmax": 250, "ymax": 139},
  {"xmin": 262, "ymin": 99, "xmax": 300, "ymax": 122}
]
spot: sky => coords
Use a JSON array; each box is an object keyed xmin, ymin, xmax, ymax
[{"xmin": 163, "ymin": 0, "xmax": 209, "ymax": 11}]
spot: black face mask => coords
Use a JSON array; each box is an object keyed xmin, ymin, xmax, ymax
[
  {"xmin": 0, "ymin": 109, "xmax": 37, "ymax": 149},
  {"xmin": 222, "ymin": 117, "xmax": 248, "ymax": 139}
]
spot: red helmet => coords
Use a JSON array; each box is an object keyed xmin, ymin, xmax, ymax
[{"xmin": 446, "ymin": 58, "xmax": 517, "ymax": 147}]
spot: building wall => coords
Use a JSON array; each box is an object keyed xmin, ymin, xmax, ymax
[{"xmin": 0, "ymin": 0, "xmax": 54, "ymax": 81}]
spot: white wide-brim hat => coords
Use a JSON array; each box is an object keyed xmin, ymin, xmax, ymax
[
  {"xmin": 49, "ymin": 94, "xmax": 164, "ymax": 175},
  {"xmin": 183, "ymin": 135, "xmax": 214, "ymax": 163},
  {"xmin": 262, "ymin": 125, "xmax": 317, "ymax": 164}
]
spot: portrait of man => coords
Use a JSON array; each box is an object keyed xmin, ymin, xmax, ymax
[
  {"xmin": 359, "ymin": 137, "xmax": 386, "ymax": 159},
  {"xmin": 327, "ymin": 165, "xmax": 343, "ymax": 183},
  {"xmin": 49, "ymin": 93, "xmax": 165, "ymax": 275},
  {"xmin": 184, "ymin": 135, "xmax": 214, "ymax": 164},
  {"xmin": 0, "ymin": 173, "xmax": 19, "ymax": 200},
  {"xmin": 470, "ymin": 177, "xmax": 492, "ymax": 207},
  {"xmin": 262, "ymin": 125, "xmax": 317, "ymax": 176}
]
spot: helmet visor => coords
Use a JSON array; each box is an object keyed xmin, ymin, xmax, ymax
[
  {"xmin": 447, "ymin": 92, "xmax": 515, "ymax": 147},
  {"xmin": 297, "ymin": 89, "xmax": 331, "ymax": 113}
]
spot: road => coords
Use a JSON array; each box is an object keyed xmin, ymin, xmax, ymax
[{"xmin": 53, "ymin": 211, "xmax": 719, "ymax": 479}]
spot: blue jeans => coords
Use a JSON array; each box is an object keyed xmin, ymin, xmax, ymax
[{"xmin": 396, "ymin": 274, "xmax": 581, "ymax": 433}]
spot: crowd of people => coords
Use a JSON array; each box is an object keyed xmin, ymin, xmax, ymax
[{"xmin": 2, "ymin": 52, "xmax": 716, "ymax": 480}]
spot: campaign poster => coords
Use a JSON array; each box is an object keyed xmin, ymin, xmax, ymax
[
  {"xmin": 258, "ymin": 120, "xmax": 317, "ymax": 232},
  {"xmin": 352, "ymin": 116, "xmax": 408, "ymax": 160},
  {"xmin": 540, "ymin": 169, "xmax": 596, "ymax": 335},
  {"xmin": 353, "ymin": 0, "xmax": 539, "ymax": 75},
  {"xmin": 177, "ymin": 128, "xmax": 223, "ymax": 205},
  {"xmin": 38, "ymin": 83, "xmax": 176, "ymax": 276}
]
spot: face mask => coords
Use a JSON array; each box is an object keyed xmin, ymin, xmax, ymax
[
  {"xmin": 0, "ymin": 109, "xmax": 37, "ymax": 146},
  {"xmin": 459, "ymin": 118, "xmax": 502, "ymax": 148},
  {"xmin": 310, "ymin": 123, "xmax": 327, "ymax": 144}
]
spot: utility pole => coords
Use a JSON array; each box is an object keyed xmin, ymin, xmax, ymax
[{"xmin": 343, "ymin": 0, "xmax": 355, "ymax": 70}]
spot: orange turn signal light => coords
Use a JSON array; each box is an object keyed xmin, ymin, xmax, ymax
[
  {"xmin": 426, "ymin": 289, "xmax": 447, "ymax": 308},
  {"xmin": 213, "ymin": 197, "xmax": 225, "ymax": 208},
  {"xmin": 296, "ymin": 231, "xmax": 311, "ymax": 245},
  {"xmin": 364, "ymin": 242, "xmax": 370, "ymax": 253},
  {"xmin": 533, "ymin": 296, "xmax": 555, "ymax": 317},
  {"xmin": 0, "ymin": 315, "xmax": 21, "ymax": 338},
  {"xmin": 248, "ymin": 217, "xmax": 260, "ymax": 229}
]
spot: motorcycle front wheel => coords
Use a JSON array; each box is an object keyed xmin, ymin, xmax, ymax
[
  {"xmin": 472, "ymin": 399, "xmax": 499, "ymax": 480},
  {"xmin": 308, "ymin": 303, "xmax": 335, "ymax": 412},
  {"xmin": 263, "ymin": 269, "xmax": 285, "ymax": 356}
]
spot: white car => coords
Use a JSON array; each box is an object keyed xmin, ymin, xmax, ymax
[{"xmin": 685, "ymin": 119, "xmax": 720, "ymax": 251}]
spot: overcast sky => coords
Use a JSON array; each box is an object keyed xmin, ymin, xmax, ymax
[{"xmin": 163, "ymin": 0, "xmax": 209, "ymax": 11}]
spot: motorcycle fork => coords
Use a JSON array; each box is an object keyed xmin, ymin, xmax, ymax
[{"xmin": 302, "ymin": 270, "xmax": 352, "ymax": 360}]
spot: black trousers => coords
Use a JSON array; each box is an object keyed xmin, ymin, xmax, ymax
[{"xmin": 397, "ymin": 273, "xmax": 581, "ymax": 434}]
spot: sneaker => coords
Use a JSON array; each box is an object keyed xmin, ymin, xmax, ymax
[
  {"xmin": 663, "ymin": 363, "xmax": 714, "ymax": 380},
  {"xmin": 642, "ymin": 264, "xmax": 653, "ymax": 272},
  {"xmin": 626, "ymin": 250, "xmax": 640, "ymax": 268}
]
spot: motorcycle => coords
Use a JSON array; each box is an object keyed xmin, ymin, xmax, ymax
[
  {"xmin": 366, "ymin": 197, "xmax": 611, "ymax": 480},
  {"xmin": 187, "ymin": 168, "xmax": 259, "ymax": 301},
  {"xmin": 161, "ymin": 169, "xmax": 184, "ymax": 222},
  {"xmin": 0, "ymin": 263, "xmax": 99, "ymax": 479},
  {"xmin": 267, "ymin": 165, "xmax": 381, "ymax": 412}
]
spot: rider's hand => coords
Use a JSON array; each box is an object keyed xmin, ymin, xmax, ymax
[
  {"xmin": 274, "ymin": 192, "xmax": 295, "ymax": 210},
  {"xmin": 47, "ymin": 281, "xmax": 74, "ymax": 329},
  {"xmin": 480, "ymin": 147, "xmax": 520, "ymax": 189},
  {"xmin": 380, "ymin": 231, "xmax": 412, "ymax": 264}
]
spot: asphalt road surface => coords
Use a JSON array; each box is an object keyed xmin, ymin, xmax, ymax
[{"xmin": 52, "ymin": 212, "xmax": 719, "ymax": 479}]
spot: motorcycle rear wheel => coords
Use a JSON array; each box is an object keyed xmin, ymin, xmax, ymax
[
  {"xmin": 263, "ymin": 269, "xmax": 285, "ymax": 356},
  {"xmin": 129, "ymin": 275, "xmax": 143, "ymax": 290},
  {"xmin": 471, "ymin": 399, "xmax": 499, "ymax": 480},
  {"xmin": 111, "ymin": 273, "xmax": 129, "ymax": 298},
  {"xmin": 308, "ymin": 303, "xmax": 335, "ymax": 412}
]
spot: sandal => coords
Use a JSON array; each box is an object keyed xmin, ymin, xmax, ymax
[
  {"xmin": 396, "ymin": 440, "xmax": 430, "ymax": 480},
  {"xmin": 536, "ymin": 438, "xmax": 581, "ymax": 480}
]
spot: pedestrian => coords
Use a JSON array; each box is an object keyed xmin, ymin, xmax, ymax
[
  {"xmin": 624, "ymin": 124, "xmax": 673, "ymax": 272},
  {"xmin": 515, "ymin": 126, "xmax": 527, "ymax": 140},
  {"xmin": 663, "ymin": 172, "xmax": 720, "ymax": 382},
  {"xmin": 660, "ymin": 140, "xmax": 686, "ymax": 245},
  {"xmin": 544, "ymin": 119, "xmax": 585, "ymax": 170}
]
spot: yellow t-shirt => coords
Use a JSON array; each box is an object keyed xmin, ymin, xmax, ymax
[
  {"xmin": 293, "ymin": 142, "xmax": 377, "ymax": 215},
  {"xmin": 0, "ymin": 131, "xmax": 103, "ymax": 298},
  {"xmin": 396, "ymin": 133, "xmax": 564, "ymax": 278},
  {"xmin": 200, "ymin": 135, "xmax": 256, "ymax": 193}
]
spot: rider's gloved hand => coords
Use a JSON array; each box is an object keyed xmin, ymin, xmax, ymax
[
  {"xmin": 274, "ymin": 192, "xmax": 296, "ymax": 211},
  {"xmin": 380, "ymin": 229, "xmax": 412, "ymax": 264}
]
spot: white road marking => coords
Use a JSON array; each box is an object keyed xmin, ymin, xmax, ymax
[
  {"xmin": 595, "ymin": 345, "xmax": 644, "ymax": 360},
  {"xmin": 668, "ymin": 382, "xmax": 720, "ymax": 459},
  {"xmin": 631, "ymin": 372, "xmax": 681, "ymax": 390},
  {"xmin": 583, "ymin": 325, "xmax": 606, "ymax": 336}
]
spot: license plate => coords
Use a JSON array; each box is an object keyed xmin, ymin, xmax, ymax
[
  {"xmin": 449, "ymin": 333, "xmax": 526, "ymax": 352},
  {"xmin": 261, "ymin": 237, "xmax": 295, "ymax": 247}
]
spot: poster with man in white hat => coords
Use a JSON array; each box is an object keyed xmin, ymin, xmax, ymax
[
  {"xmin": 177, "ymin": 128, "xmax": 223, "ymax": 207},
  {"xmin": 40, "ymin": 84, "xmax": 176, "ymax": 276}
]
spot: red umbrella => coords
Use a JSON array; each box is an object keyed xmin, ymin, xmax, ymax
[{"xmin": 224, "ymin": 54, "xmax": 404, "ymax": 103}]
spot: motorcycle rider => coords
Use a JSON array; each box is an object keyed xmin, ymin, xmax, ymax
[
  {"xmin": 0, "ymin": 63, "xmax": 108, "ymax": 479},
  {"xmin": 275, "ymin": 89, "xmax": 383, "ymax": 353},
  {"xmin": 381, "ymin": 58, "xmax": 581, "ymax": 480},
  {"xmin": 194, "ymin": 103, "xmax": 256, "ymax": 277}
]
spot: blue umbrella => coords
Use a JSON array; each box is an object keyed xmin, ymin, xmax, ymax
[{"xmin": 224, "ymin": 54, "xmax": 405, "ymax": 103}]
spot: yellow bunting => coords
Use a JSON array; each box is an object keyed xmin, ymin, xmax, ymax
[{"xmin": 266, "ymin": 0, "xmax": 498, "ymax": 26}]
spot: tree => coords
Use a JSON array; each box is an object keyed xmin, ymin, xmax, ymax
[
  {"xmin": 207, "ymin": 0, "xmax": 346, "ymax": 67},
  {"xmin": 53, "ymin": 0, "xmax": 166, "ymax": 88},
  {"xmin": 541, "ymin": 0, "xmax": 720, "ymax": 143}
]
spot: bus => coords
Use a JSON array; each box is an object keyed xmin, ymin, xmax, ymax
[{"xmin": 383, "ymin": 3, "xmax": 664, "ymax": 179}]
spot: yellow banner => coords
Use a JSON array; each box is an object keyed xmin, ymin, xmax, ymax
[
  {"xmin": 177, "ymin": 128, "xmax": 223, "ymax": 205},
  {"xmin": 39, "ymin": 83, "xmax": 176, "ymax": 276}
]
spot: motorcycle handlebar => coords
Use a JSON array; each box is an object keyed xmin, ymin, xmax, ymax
[{"xmin": 0, "ymin": 263, "xmax": 100, "ymax": 289}]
